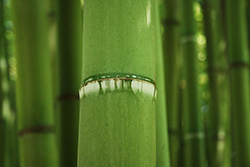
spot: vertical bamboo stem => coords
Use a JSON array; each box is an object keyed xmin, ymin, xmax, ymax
[
  {"xmin": 0, "ymin": 1, "xmax": 19, "ymax": 167},
  {"xmin": 78, "ymin": 1, "xmax": 157, "ymax": 166},
  {"xmin": 155, "ymin": 0, "xmax": 170, "ymax": 166},
  {"xmin": 0, "ymin": 0, "xmax": 5, "ymax": 165},
  {"xmin": 161, "ymin": 0, "xmax": 181, "ymax": 166},
  {"xmin": 202, "ymin": 0, "xmax": 229, "ymax": 166},
  {"xmin": 11, "ymin": 0, "xmax": 59, "ymax": 166},
  {"xmin": 226, "ymin": 0, "xmax": 250, "ymax": 166},
  {"xmin": 57, "ymin": 0, "xmax": 82, "ymax": 166},
  {"xmin": 247, "ymin": 0, "xmax": 250, "ymax": 51},
  {"xmin": 220, "ymin": 1, "xmax": 232, "ymax": 167},
  {"xmin": 181, "ymin": 0, "xmax": 206, "ymax": 166}
]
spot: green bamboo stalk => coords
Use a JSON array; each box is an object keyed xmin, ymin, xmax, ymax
[
  {"xmin": 177, "ymin": 78, "xmax": 185, "ymax": 167},
  {"xmin": 177, "ymin": 38, "xmax": 187, "ymax": 167},
  {"xmin": 226, "ymin": 0, "xmax": 250, "ymax": 166},
  {"xmin": 247, "ymin": 0, "xmax": 250, "ymax": 50},
  {"xmin": 78, "ymin": 1, "xmax": 157, "ymax": 166},
  {"xmin": 1, "ymin": 1, "xmax": 19, "ymax": 167},
  {"xmin": 57, "ymin": 0, "xmax": 82, "ymax": 166},
  {"xmin": 156, "ymin": 45, "xmax": 170, "ymax": 167},
  {"xmin": 181, "ymin": 0, "xmax": 206, "ymax": 166},
  {"xmin": 0, "ymin": 81, "xmax": 4, "ymax": 167},
  {"xmin": 47, "ymin": 0, "xmax": 60, "ymax": 154},
  {"xmin": 220, "ymin": 1, "xmax": 232, "ymax": 167},
  {"xmin": 11, "ymin": 0, "xmax": 59, "ymax": 166},
  {"xmin": 161, "ymin": 0, "xmax": 181, "ymax": 166},
  {"xmin": 216, "ymin": 0, "xmax": 233, "ymax": 167},
  {"xmin": 155, "ymin": 0, "xmax": 170, "ymax": 166},
  {"xmin": 202, "ymin": 0, "xmax": 229, "ymax": 166},
  {"xmin": 0, "ymin": 0, "xmax": 5, "ymax": 165}
]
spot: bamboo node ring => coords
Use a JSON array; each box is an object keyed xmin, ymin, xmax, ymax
[{"xmin": 79, "ymin": 73, "xmax": 157, "ymax": 99}]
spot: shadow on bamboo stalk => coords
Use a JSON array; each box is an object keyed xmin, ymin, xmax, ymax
[{"xmin": 57, "ymin": 0, "xmax": 82, "ymax": 166}]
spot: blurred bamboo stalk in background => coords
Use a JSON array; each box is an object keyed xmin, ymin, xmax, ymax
[
  {"xmin": 219, "ymin": 1, "xmax": 232, "ymax": 166},
  {"xmin": 247, "ymin": 0, "xmax": 250, "ymax": 51},
  {"xmin": 57, "ymin": 0, "xmax": 82, "ymax": 166},
  {"xmin": 202, "ymin": 0, "xmax": 230, "ymax": 166},
  {"xmin": 226, "ymin": 0, "xmax": 250, "ymax": 166},
  {"xmin": 181, "ymin": 0, "xmax": 206, "ymax": 166},
  {"xmin": 0, "ymin": 1, "xmax": 19, "ymax": 166},
  {"xmin": 161, "ymin": 0, "xmax": 181, "ymax": 166},
  {"xmin": 0, "ymin": 0, "xmax": 6, "ymax": 165},
  {"xmin": 11, "ymin": 0, "xmax": 59, "ymax": 166}
]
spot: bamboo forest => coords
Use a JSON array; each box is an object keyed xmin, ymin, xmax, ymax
[{"xmin": 1, "ymin": 0, "xmax": 250, "ymax": 166}]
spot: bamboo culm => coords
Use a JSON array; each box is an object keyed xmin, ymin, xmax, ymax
[
  {"xmin": 11, "ymin": 0, "xmax": 59, "ymax": 166},
  {"xmin": 0, "ymin": 0, "xmax": 5, "ymax": 165},
  {"xmin": 57, "ymin": 0, "xmax": 82, "ymax": 166},
  {"xmin": 161, "ymin": 0, "xmax": 181, "ymax": 166},
  {"xmin": 181, "ymin": 0, "xmax": 206, "ymax": 166},
  {"xmin": 155, "ymin": 0, "xmax": 170, "ymax": 166},
  {"xmin": 202, "ymin": 0, "xmax": 230, "ymax": 166},
  {"xmin": 226, "ymin": 0, "xmax": 250, "ymax": 166},
  {"xmin": 78, "ymin": 0, "xmax": 157, "ymax": 166}
]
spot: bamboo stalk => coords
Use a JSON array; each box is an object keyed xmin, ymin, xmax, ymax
[
  {"xmin": 176, "ymin": 39, "xmax": 187, "ymax": 167},
  {"xmin": 226, "ymin": 0, "xmax": 250, "ymax": 166},
  {"xmin": 247, "ymin": 0, "xmax": 250, "ymax": 50},
  {"xmin": 57, "ymin": 0, "xmax": 82, "ymax": 166},
  {"xmin": 11, "ymin": 0, "xmax": 58, "ymax": 166},
  {"xmin": 181, "ymin": 0, "xmax": 206, "ymax": 166},
  {"xmin": 177, "ymin": 78, "xmax": 185, "ymax": 167},
  {"xmin": 154, "ymin": 0, "xmax": 170, "ymax": 166},
  {"xmin": 78, "ymin": 1, "xmax": 157, "ymax": 166},
  {"xmin": 156, "ymin": 45, "xmax": 170, "ymax": 167},
  {"xmin": 161, "ymin": 0, "xmax": 181, "ymax": 166},
  {"xmin": 0, "ymin": 0, "xmax": 5, "ymax": 165},
  {"xmin": 202, "ymin": 0, "xmax": 230, "ymax": 166},
  {"xmin": 0, "ymin": 1, "xmax": 19, "ymax": 167},
  {"xmin": 47, "ymin": 0, "xmax": 60, "ymax": 155},
  {"xmin": 220, "ymin": 1, "xmax": 232, "ymax": 167}
]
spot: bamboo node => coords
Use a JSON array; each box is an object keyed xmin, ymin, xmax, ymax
[
  {"xmin": 230, "ymin": 62, "xmax": 249, "ymax": 69},
  {"xmin": 19, "ymin": 126, "xmax": 54, "ymax": 137},
  {"xmin": 79, "ymin": 73, "xmax": 157, "ymax": 99}
]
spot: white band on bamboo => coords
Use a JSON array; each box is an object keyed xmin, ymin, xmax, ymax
[{"xmin": 79, "ymin": 78, "xmax": 157, "ymax": 100}]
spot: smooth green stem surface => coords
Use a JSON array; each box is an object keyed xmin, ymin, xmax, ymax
[
  {"xmin": 161, "ymin": 0, "xmax": 181, "ymax": 166},
  {"xmin": 78, "ymin": 1, "xmax": 157, "ymax": 166},
  {"xmin": 57, "ymin": 0, "xmax": 82, "ymax": 166},
  {"xmin": 11, "ymin": 0, "xmax": 58, "ymax": 166},
  {"xmin": 247, "ymin": 0, "xmax": 250, "ymax": 50},
  {"xmin": 226, "ymin": 0, "xmax": 250, "ymax": 166},
  {"xmin": 155, "ymin": 0, "xmax": 170, "ymax": 166},
  {"xmin": 0, "ymin": 0, "xmax": 5, "ymax": 165}
]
